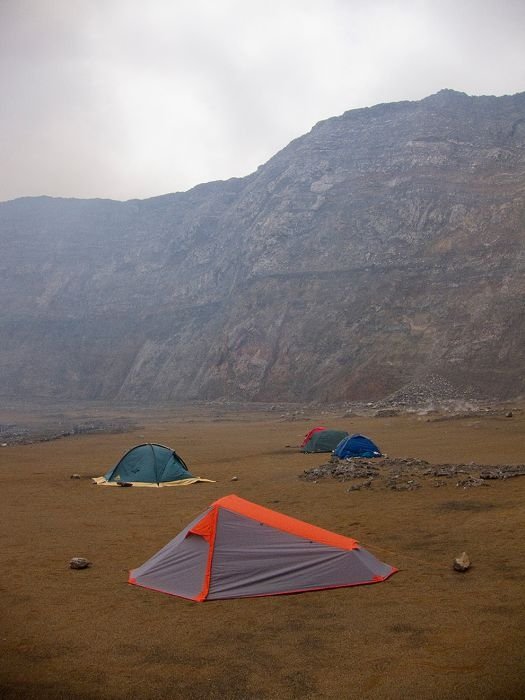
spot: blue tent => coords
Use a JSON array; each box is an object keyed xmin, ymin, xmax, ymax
[
  {"xmin": 333, "ymin": 434, "xmax": 381, "ymax": 459},
  {"xmin": 103, "ymin": 443, "xmax": 193, "ymax": 485}
]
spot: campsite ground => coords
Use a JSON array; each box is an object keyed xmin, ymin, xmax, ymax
[{"xmin": 1, "ymin": 402, "xmax": 524, "ymax": 699}]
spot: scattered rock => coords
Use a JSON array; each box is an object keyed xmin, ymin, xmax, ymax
[
  {"xmin": 70, "ymin": 473, "xmax": 81, "ymax": 479},
  {"xmin": 0, "ymin": 419, "xmax": 135, "ymax": 446},
  {"xmin": 388, "ymin": 479, "xmax": 421, "ymax": 491},
  {"xmin": 453, "ymin": 552, "xmax": 471, "ymax": 572},
  {"xmin": 301, "ymin": 456, "xmax": 525, "ymax": 491},
  {"xmin": 302, "ymin": 459, "xmax": 380, "ymax": 482},
  {"xmin": 70, "ymin": 557, "xmax": 91, "ymax": 570},
  {"xmin": 505, "ymin": 411, "xmax": 513, "ymax": 418},
  {"xmin": 1, "ymin": 443, "xmax": 7, "ymax": 447},
  {"xmin": 375, "ymin": 374, "xmax": 464, "ymax": 409},
  {"xmin": 434, "ymin": 466, "xmax": 457, "ymax": 477},
  {"xmin": 347, "ymin": 479, "xmax": 373, "ymax": 491},
  {"xmin": 479, "ymin": 465, "xmax": 525, "ymax": 480},
  {"xmin": 456, "ymin": 476, "xmax": 487, "ymax": 488},
  {"xmin": 478, "ymin": 469, "xmax": 502, "ymax": 480},
  {"xmin": 230, "ymin": 476, "xmax": 239, "ymax": 481}
]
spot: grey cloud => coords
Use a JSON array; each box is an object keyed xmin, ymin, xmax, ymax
[{"xmin": 0, "ymin": 0, "xmax": 524, "ymax": 201}]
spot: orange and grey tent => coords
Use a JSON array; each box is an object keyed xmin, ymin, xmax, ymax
[{"xmin": 129, "ymin": 495, "xmax": 397, "ymax": 601}]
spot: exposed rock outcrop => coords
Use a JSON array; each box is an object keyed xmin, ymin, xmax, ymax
[{"xmin": 1, "ymin": 90, "xmax": 524, "ymax": 402}]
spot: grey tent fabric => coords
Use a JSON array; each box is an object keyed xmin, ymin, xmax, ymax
[
  {"xmin": 129, "ymin": 495, "xmax": 397, "ymax": 601},
  {"xmin": 207, "ymin": 509, "xmax": 392, "ymax": 599},
  {"xmin": 130, "ymin": 510, "xmax": 210, "ymax": 599}
]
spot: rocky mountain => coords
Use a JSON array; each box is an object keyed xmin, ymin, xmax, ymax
[{"xmin": 1, "ymin": 89, "xmax": 524, "ymax": 403}]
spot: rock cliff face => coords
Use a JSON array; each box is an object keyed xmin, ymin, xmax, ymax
[{"xmin": 1, "ymin": 89, "xmax": 524, "ymax": 402}]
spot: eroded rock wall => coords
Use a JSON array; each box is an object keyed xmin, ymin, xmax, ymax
[{"xmin": 1, "ymin": 90, "xmax": 524, "ymax": 401}]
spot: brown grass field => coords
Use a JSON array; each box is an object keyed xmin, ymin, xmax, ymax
[{"xmin": 1, "ymin": 404, "xmax": 524, "ymax": 699}]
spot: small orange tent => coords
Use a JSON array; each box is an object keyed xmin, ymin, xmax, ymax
[{"xmin": 129, "ymin": 495, "xmax": 397, "ymax": 601}]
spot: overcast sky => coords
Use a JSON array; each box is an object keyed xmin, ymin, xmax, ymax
[{"xmin": 1, "ymin": 0, "xmax": 524, "ymax": 202}]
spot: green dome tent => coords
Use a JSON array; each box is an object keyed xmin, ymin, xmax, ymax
[
  {"xmin": 93, "ymin": 443, "xmax": 214, "ymax": 487},
  {"xmin": 303, "ymin": 429, "xmax": 349, "ymax": 453}
]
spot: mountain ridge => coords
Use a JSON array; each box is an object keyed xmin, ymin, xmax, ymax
[{"xmin": 1, "ymin": 89, "xmax": 524, "ymax": 402}]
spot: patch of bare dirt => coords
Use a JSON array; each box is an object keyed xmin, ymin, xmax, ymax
[
  {"xmin": 1, "ymin": 405, "xmax": 524, "ymax": 699},
  {"xmin": 0, "ymin": 418, "xmax": 136, "ymax": 446}
]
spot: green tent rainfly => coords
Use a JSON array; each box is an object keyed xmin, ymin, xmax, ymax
[
  {"xmin": 302, "ymin": 429, "xmax": 349, "ymax": 453},
  {"xmin": 93, "ymin": 443, "xmax": 200, "ymax": 487}
]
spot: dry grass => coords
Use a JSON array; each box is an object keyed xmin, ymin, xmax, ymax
[{"xmin": 1, "ymin": 405, "xmax": 524, "ymax": 699}]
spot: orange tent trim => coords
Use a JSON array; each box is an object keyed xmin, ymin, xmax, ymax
[
  {"xmin": 193, "ymin": 507, "xmax": 219, "ymax": 601},
  {"xmin": 210, "ymin": 494, "xmax": 359, "ymax": 552}
]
